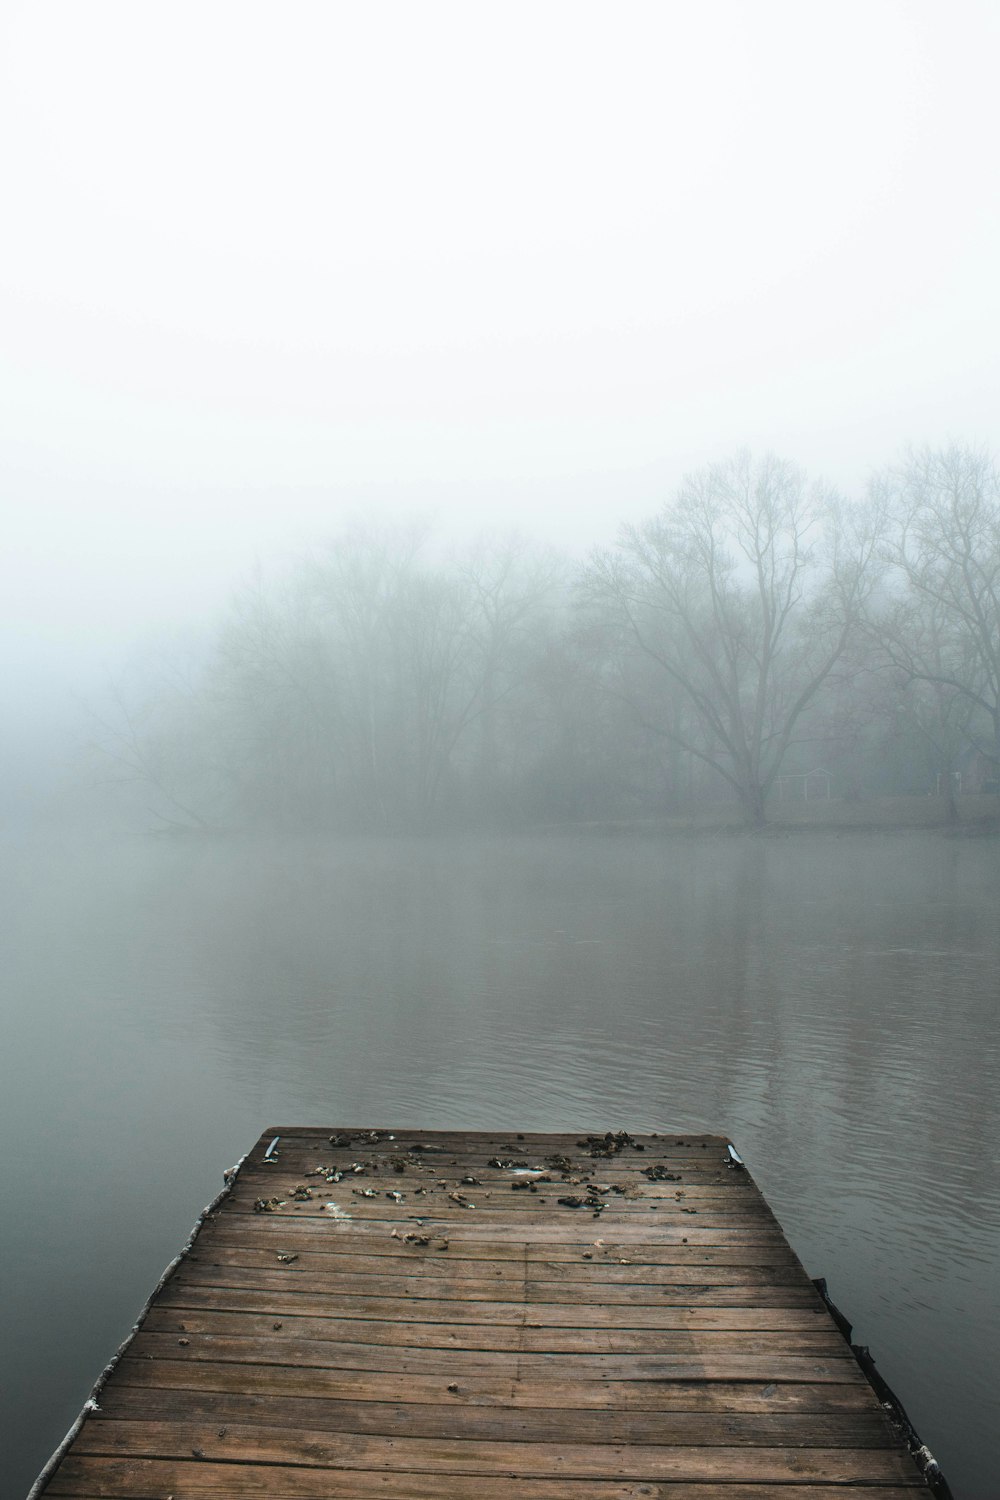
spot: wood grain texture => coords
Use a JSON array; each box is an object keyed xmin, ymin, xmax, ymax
[{"xmin": 38, "ymin": 1128, "xmax": 925, "ymax": 1496}]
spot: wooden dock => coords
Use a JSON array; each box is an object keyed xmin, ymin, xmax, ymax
[{"xmin": 36, "ymin": 1128, "xmax": 933, "ymax": 1497}]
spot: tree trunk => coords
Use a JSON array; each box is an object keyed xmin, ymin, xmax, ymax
[{"xmin": 741, "ymin": 783, "xmax": 768, "ymax": 828}]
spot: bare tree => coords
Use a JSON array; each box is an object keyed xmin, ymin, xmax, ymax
[
  {"xmin": 583, "ymin": 451, "xmax": 878, "ymax": 826},
  {"xmin": 210, "ymin": 566, "xmax": 340, "ymax": 827},
  {"xmin": 867, "ymin": 592, "xmax": 984, "ymax": 822},
  {"xmin": 873, "ymin": 444, "xmax": 1000, "ymax": 776},
  {"xmin": 86, "ymin": 642, "xmax": 228, "ymax": 832},
  {"xmin": 255, "ymin": 524, "xmax": 564, "ymax": 830},
  {"xmin": 453, "ymin": 535, "xmax": 564, "ymax": 816}
]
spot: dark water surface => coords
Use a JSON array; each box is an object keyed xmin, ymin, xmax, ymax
[{"xmin": 3, "ymin": 831, "xmax": 998, "ymax": 1496}]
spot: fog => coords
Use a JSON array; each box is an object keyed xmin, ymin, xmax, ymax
[
  {"xmin": 3, "ymin": 1, "xmax": 1000, "ymax": 719},
  {"xmin": 3, "ymin": 4, "xmax": 1000, "ymax": 1496}
]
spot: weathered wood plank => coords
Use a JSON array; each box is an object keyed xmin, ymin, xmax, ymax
[
  {"xmin": 96, "ymin": 1386, "xmax": 901, "ymax": 1446},
  {"xmin": 158, "ymin": 1284, "xmax": 833, "ymax": 1329},
  {"xmin": 142, "ymin": 1307, "xmax": 850, "ymax": 1355},
  {"xmin": 71, "ymin": 1421, "xmax": 924, "ymax": 1482},
  {"xmin": 230, "ymin": 1196, "xmax": 777, "ymax": 1221},
  {"xmin": 219, "ymin": 1217, "xmax": 792, "ymax": 1244},
  {"xmin": 196, "ymin": 1225, "xmax": 801, "ymax": 1266},
  {"xmin": 227, "ymin": 1187, "xmax": 781, "ymax": 1217},
  {"xmin": 45, "ymin": 1457, "xmax": 923, "ymax": 1499},
  {"xmin": 258, "ymin": 1127, "xmax": 731, "ymax": 1149},
  {"xmin": 126, "ymin": 1328, "xmax": 864, "ymax": 1379},
  {"xmin": 115, "ymin": 1358, "xmax": 876, "ymax": 1410},
  {"xmin": 179, "ymin": 1258, "xmax": 822, "ymax": 1302},
  {"xmin": 233, "ymin": 1167, "xmax": 769, "ymax": 1193}
]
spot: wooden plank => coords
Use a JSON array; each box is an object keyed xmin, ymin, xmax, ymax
[
  {"xmin": 70, "ymin": 1422, "xmax": 924, "ymax": 1482},
  {"xmin": 237, "ymin": 1163, "xmax": 764, "ymax": 1188},
  {"xmin": 157, "ymin": 1283, "xmax": 834, "ymax": 1328},
  {"xmin": 225, "ymin": 1189, "xmax": 783, "ymax": 1219},
  {"xmin": 127, "ymin": 1328, "xmax": 861, "ymax": 1379},
  {"xmin": 221, "ymin": 1167, "xmax": 759, "ymax": 1194},
  {"xmin": 115, "ymin": 1358, "xmax": 876, "ymax": 1410},
  {"xmin": 45, "ymin": 1458, "xmax": 923, "ymax": 1499},
  {"xmin": 181, "ymin": 1261, "xmax": 818, "ymax": 1292},
  {"xmin": 257, "ymin": 1127, "xmax": 731, "ymax": 1149},
  {"xmin": 240, "ymin": 1143, "xmax": 754, "ymax": 1170},
  {"xmin": 36, "ymin": 1128, "xmax": 929, "ymax": 1497},
  {"xmin": 178, "ymin": 1258, "xmax": 823, "ymax": 1301},
  {"xmin": 173, "ymin": 1279, "xmax": 822, "ymax": 1308},
  {"xmin": 141, "ymin": 1307, "xmax": 850, "ymax": 1354},
  {"xmin": 96, "ymin": 1385, "xmax": 901, "ymax": 1446},
  {"xmin": 217, "ymin": 1218, "xmax": 792, "ymax": 1244},
  {"xmin": 196, "ymin": 1227, "xmax": 801, "ymax": 1266},
  {"xmin": 232, "ymin": 1168, "xmax": 771, "ymax": 1194}
]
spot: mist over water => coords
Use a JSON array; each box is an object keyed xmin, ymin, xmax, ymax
[{"xmin": 3, "ymin": 828, "xmax": 997, "ymax": 1495}]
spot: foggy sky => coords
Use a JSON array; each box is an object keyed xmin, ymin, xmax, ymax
[{"xmin": 2, "ymin": 0, "xmax": 999, "ymax": 719}]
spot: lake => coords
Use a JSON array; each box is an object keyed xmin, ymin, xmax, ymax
[{"xmin": 3, "ymin": 829, "xmax": 998, "ymax": 1496}]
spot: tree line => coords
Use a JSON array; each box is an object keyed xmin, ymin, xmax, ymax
[{"xmin": 93, "ymin": 444, "xmax": 1000, "ymax": 831}]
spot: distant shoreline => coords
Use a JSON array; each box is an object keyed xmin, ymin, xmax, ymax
[
  {"xmin": 133, "ymin": 793, "xmax": 1000, "ymax": 841},
  {"xmin": 542, "ymin": 795, "xmax": 1000, "ymax": 838}
]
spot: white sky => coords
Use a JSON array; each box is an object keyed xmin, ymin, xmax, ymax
[{"xmin": 1, "ymin": 0, "xmax": 999, "ymax": 696}]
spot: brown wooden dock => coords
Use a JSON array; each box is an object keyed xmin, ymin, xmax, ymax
[{"xmin": 37, "ymin": 1128, "xmax": 931, "ymax": 1497}]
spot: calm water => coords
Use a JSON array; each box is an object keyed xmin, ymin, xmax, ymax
[{"xmin": 2, "ymin": 830, "xmax": 998, "ymax": 1496}]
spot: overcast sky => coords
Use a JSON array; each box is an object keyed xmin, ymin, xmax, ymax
[{"xmin": 2, "ymin": 0, "xmax": 999, "ymax": 712}]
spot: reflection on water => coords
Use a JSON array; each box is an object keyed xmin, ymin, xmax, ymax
[{"xmin": 2, "ymin": 831, "xmax": 998, "ymax": 1495}]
